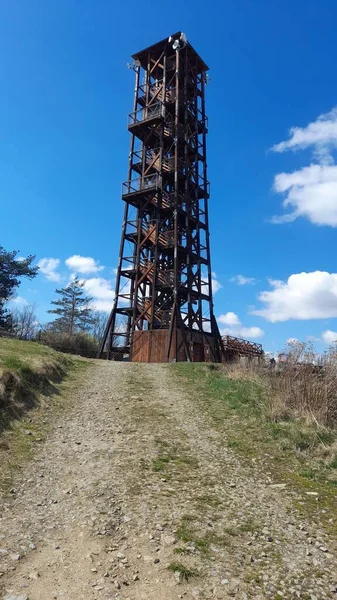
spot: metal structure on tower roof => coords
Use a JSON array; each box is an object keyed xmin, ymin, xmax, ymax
[{"xmin": 99, "ymin": 33, "xmax": 224, "ymax": 362}]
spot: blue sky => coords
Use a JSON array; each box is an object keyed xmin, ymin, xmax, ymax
[{"xmin": 2, "ymin": 0, "xmax": 337, "ymax": 353}]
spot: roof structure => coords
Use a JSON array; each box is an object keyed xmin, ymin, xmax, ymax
[{"xmin": 132, "ymin": 32, "xmax": 209, "ymax": 74}]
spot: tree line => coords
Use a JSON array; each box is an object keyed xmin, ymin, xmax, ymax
[{"xmin": 0, "ymin": 245, "xmax": 109, "ymax": 356}]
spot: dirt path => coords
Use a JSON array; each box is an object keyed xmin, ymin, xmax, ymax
[{"xmin": 0, "ymin": 362, "xmax": 336, "ymax": 600}]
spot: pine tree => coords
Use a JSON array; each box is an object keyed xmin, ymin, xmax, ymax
[
  {"xmin": 48, "ymin": 277, "xmax": 95, "ymax": 334},
  {"xmin": 0, "ymin": 245, "xmax": 38, "ymax": 328}
]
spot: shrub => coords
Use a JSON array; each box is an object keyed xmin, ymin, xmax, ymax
[
  {"xmin": 266, "ymin": 343, "xmax": 337, "ymax": 427},
  {"xmin": 39, "ymin": 330, "xmax": 98, "ymax": 358},
  {"xmin": 223, "ymin": 341, "xmax": 337, "ymax": 428}
]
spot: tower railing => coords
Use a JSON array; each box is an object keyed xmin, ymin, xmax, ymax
[
  {"xmin": 122, "ymin": 173, "xmax": 159, "ymax": 195},
  {"xmin": 128, "ymin": 102, "xmax": 164, "ymax": 126}
]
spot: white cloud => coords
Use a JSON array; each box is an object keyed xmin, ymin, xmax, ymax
[
  {"xmin": 90, "ymin": 299, "xmax": 114, "ymax": 313},
  {"xmin": 218, "ymin": 312, "xmax": 241, "ymax": 326},
  {"xmin": 11, "ymin": 296, "xmax": 28, "ymax": 306},
  {"xmin": 252, "ymin": 271, "xmax": 337, "ymax": 322},
  {"xmin": 271, "ymin": 107, "xmax": 337, "ymax": 164},
  {"xmin": 230, "ymin": 274, "xmax": 256, "ymax": 286},
  {"xmin": 83, "ymin": 277, "xmax": 115, "ymax": 313},
  {"xmin": 322, "ymin": 330, "xmax": 337, "ymax": 345},
  {"xmin": 287, "ymin": 337, "xmax": 299, "ymax": 344},
  {"xmin": 201, "ymin": 272, "xmax": 222, "ymax": 295},
  {"xmin": 218, "ymin": 312, "xmax": 264, "ymax": 339},
  {"xmin": 270, "ymin": 108, "xmax": 337, "ymax": 226},
  {"xmin": 65, "ymin": 255, "xmax": 104, "ymax": 274},
  {"xmin": 212, "ymin": 275, "xmax": 222, "ymax": 294},
  {"xmin": 234, "ymin": 326, "xmax": 264, "ymax": 339},
  {"xmin": 37, "ymin": 258, "xmax": 61, "ymax": 282},
  {"xmin": 271, "ymin": 164, "xmax": 337, "ymax": 226}
]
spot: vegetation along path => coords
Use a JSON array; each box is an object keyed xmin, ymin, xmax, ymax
[{"xmin": 1, "ymin": 361, "xmax": 337, "ymax": 599}]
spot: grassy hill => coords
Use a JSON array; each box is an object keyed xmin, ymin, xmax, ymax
[
  {"xmin": 0, "ymin": 338, "xmax": 73, "ymax": 430},
  {"xmin": 172, "ymin": 362, "xmax": 337, "ymax": 531}
]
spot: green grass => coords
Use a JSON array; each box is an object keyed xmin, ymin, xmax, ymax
[
  {"xmin": 175, "ymin": 514, "xmax": 230, "ymax": 553},
  {"xmin": 0, "ymin": 336, "xmax": 68, "ymax": 363},
  {"xmin": 0, "ymin": 338, "xmax": 74, "ymax": 430},
  {"xmin": 173, "ymin": 547, "xmax": 191, "ymax": 555},
  {"xmin": 167, "ymin": 561, "xmax": 198, "ymax": 581},
  {"xmin": 151, "ymin": 439, "xmax": 199, "ymax": 478},
  {"xmin": 171, "ymin": 363, "xmax": 337, "ymax": 534},
  {"xmin": 0, "ymin": 339, "xmax": 89, "ymax": 493},
  {"xmin": 172, "ymin": 362, "xmax": 337, "ymax": 461}
]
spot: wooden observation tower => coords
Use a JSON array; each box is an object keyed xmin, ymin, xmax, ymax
[{"xmin": 99, "ymin": 32, "xmax": 224, "ymax": 362}]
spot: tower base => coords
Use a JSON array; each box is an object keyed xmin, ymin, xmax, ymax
[{"xmin": 131, "ymin": 329, "xmax": 220, "ymax": 363}]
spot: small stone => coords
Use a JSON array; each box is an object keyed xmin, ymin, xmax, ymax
[
  {"xmin": 319, "ymin": 546, "xmax": 328, "ymax": 552},
  {"xmin": 91, "ymin": 568, "xmax": 98, "ymax": 573},
  {"xmin": 28, "ymin": 570, "xmax": 40, "ymax": 580},
  {"xmin": 154, "ymin": 558, "xmax": 160, "ymax": 564},
  {"xmin": 75, "ymin": 441, "xmax": 81, "ymax": 445},
  {"xmin": 143, "ymin": 555, "xmax": 154, "ymax": 563},
  {"xmin": 29, "ymin": 543, "xmax": 36, "ymax": 550},
  {"xmin": 0, "ymin": 548, "xmax": 8, "ymax": 555},
  {"xmin": 10, "ymin": 553, "xmax": 21, "ymax": 561},
  {"xmin": 229, "ymin": 483, "xmax": 236, "ymax": 488},
  {"xmin": 174, "ymin": 571, "xmax": 182, "ymax": 583},
  {"xmin": 161, "ymin": 534, "xmax": 176, "ymax": 546},
  {"xmin": 114, "ymin": 581, "xmax": 121, "ymax": 589},
  {"xmin": 269, "ymin": 483, "xmax": 287, "ymax": 489},
  {"xmin": 305, "ymin": 492, "xmax": 318, "ymax": 496},
  {"xmin": 330, "ymin": 585, "xmax": 337, "ymax": 593},
  {"xmin": 4, "ymin": 596, "xmax": 29, "ymax": 600},
  {"xmin": 133, "ymin": 574, "xmax": 139, "ymax": 581},
  {"xmin": 221, "ymin": 579, "xmax": 229, "ymax": 585},
  {"xmin": 156, "ymin": 524, "xmax": 164, "ymax": 531},
  {"xmin": 117, "ymin": 552, "xmax": 125, "ymax": 559}
]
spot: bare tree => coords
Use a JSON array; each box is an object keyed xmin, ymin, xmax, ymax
[
  {"xmin": 90, "ymin": 312, "xmax": 127, "ymax": 347},
  {"xmin": 90, "ymin": 311, "xmax": 109, "ymax": 342},
  {"xmin": 12, "ymin": 303, "xmax": 39, "ymax": 340}
]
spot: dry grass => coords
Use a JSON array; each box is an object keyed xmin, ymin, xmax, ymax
[
  {"xmin": 223, "ymin": 342, "xmax": 337, "ymax": 428},
  {"xmin": 172, "ymin": 353, "xmax": 337, "ymax": 499}
]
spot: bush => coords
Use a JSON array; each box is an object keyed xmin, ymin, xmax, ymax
[
  {"xmin": 225, "ymin": 341, "xmax": 337, "ymax": 428},
  {"xmin": 267, "ymin": 348, "xmax": 337, "ymax": 427},
  {"xmin": 39, "ymin": 330, "xmax": 98, "ymax": 358}
]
